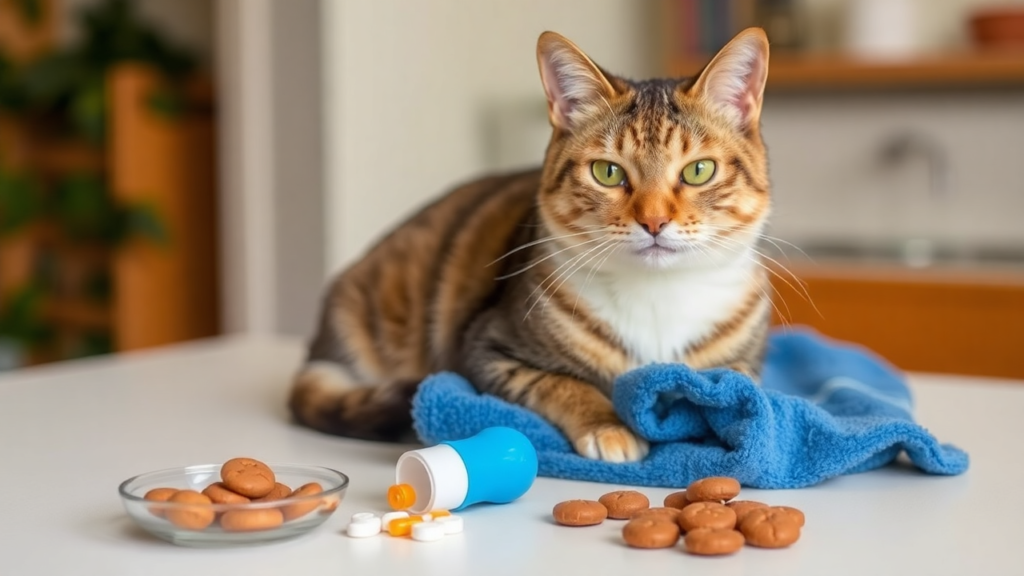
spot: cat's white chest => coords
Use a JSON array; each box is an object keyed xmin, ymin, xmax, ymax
[{"xmin": 570, "ymin": 262, "xmax": 754, "ymax": 366}]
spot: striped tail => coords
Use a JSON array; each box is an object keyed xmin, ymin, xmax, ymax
[{"xmin": 288, "ymin": 361, "xmax": 420, "ymax": 442}]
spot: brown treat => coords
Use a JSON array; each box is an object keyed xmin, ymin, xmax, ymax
[
  {"xmin": 685, "ymin": 477, "xmax": 741, "ymax": 503},
  {"xmin": 253, "ymin": 482, "xmax": 292, "ymax": 502},
  {"xmin": 678, "ymin": 502, "xmax": 737, "ymax": 532},
  {"xmin": 599, "ymin": 490, "xmax": 650, "ymax": 519},
  {"xmin": 165, "ymin": 490, "xmax": 215, "ymax": 531},
  {"xmin": 739, "ymin": 508, "xmax": 801, "ymax": 548},
  {"xmin": 726, "ymin": 500, "xmax": 768, "ymax": 524},
  {"xmin": 143, "ymin": 487, "xmax": 178, "ymax": 518},
  {"xmin": 622, "ymin": 517, "xmax": 681, "ymax": 549},
  {"xmin": 663, "ymin": 491, "xmax": 690, "ymax": 510},
  {"xmin": 202, "ymin": 482, "xmax": 251, "ymax": 505},
  {"xmin": 684, "ymin": 528, "xmax": 745, "ymax": 556},
  {"xmin": 220, "ymin": 508, "xmax": 285, "ymax": 532},
  {"xmin": 552, "ymin": 500, "xmax": 608, "ymax": 526},
  {"xmin": 630, "ymin": 507, "xmax": 681, "ymax": 521},
  {"xmin": 281, "ymin": 482, "xmax": 324, "ymax": 521},
  {"xmin": 773, "ymin": 505, "xmax": 806, "ymax": 527},
  {"xmin": 220, "ymin": 458, "xmax": 276, "ymax": 498}
]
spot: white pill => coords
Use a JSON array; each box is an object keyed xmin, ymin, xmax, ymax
[
  {"xmin": 381, "ymin": 511, "xmax": 408, "ymax": 528},
  {"xmin": 351, "ymin": 512, "xmax": 379, "ymax": 524},
  {"xmin": 411, "ymin": 521, "xmax": 445, "ymax": 542},
  {"xmin": 346, "ymin": 519, "xmax": 381, "ymax": 538},
  {"xmin": 434, "ymin": 515, "xmax": 464, "ymax": 534}
]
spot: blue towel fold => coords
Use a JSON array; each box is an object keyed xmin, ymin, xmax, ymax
[{"xmin": 411, "ymin": 328, "xmax": 968, "ymax": 489}]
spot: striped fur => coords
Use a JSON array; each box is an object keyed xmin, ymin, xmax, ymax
[{"xmin": 290, "ymin": 29, "xmax": 774, "ymax": 461}]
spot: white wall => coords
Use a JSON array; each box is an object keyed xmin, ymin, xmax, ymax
[
  {"xmin": 322, "ymin": 0, "xmax": 661, "ymax": 272},
  {"xmin": 271, "ymin": 0, "xmax": 326, "ymax": 337}
]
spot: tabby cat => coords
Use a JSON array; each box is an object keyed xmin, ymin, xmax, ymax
[{"xmin": 289, "ymin": 28, "xmax": 773, "ymax": 462}]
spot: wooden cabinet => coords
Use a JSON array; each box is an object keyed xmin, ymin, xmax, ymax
[{"xmin": 769, "ymin": 263, "xmax": 1024, "ymax": 379}]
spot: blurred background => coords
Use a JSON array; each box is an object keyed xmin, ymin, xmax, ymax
[{"xmin": 0, "ymin": 0, "xmax": 1021, "ymax": 379}]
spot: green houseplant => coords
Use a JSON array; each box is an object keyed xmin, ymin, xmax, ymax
[{"xmin": 0, "ymin": 0, "xmax": 197, "ymax": 366}]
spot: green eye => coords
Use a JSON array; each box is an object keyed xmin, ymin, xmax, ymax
[
  {"xmin": 681, "ymin": 159, "xmax": 716, "ymax": 186},
  {"xmin": 591, "ymin": 160, "xmax": 626, "ymax": 187}
]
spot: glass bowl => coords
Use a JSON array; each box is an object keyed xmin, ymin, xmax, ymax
[{"xmin": 118, "ymin": 463, "xmax": 348, "ymax": 547}]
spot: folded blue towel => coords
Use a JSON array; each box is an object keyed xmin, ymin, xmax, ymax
[{"xmin": 411, "ymin": 329, "xmax": 968, "ymax": 489}]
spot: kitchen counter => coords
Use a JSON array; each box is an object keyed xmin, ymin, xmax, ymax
[{"xmin": 1, "ymin": 335, "xmax": 1022, "ymax": 576}]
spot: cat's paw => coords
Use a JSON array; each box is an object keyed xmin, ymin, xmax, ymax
[{"xmin": 573, "ymin": 424, "xmax": 649, "ymax": 463}]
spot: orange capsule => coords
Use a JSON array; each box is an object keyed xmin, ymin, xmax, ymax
[
  {"xmin": 429, "ymin": 510, "xmax": 451, "ymax": 519},
  {"xmin": 388, "ymin": 483, "xmax": 417, "ymax": 511},
  {"xmin": 387, "ymin": 515, "xmax": 424, "ymax": 536}
]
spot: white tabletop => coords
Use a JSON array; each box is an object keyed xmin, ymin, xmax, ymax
[{"xmin": 1, "ymin": 335, "xmax": 1022, "ymax": 576}]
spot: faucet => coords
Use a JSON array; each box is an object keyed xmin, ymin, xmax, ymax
[
  {"xmin": 877, "ymin": 131, "xmax": 951, "ymax": 267},
  {"xmin": 878, "ymin": 131, "xmax": 949, "ymax": 200}
]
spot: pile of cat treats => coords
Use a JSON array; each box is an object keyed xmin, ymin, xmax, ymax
[{"xmin": 552, "ymin": 476, "xmax": 804, "ymax": 556}]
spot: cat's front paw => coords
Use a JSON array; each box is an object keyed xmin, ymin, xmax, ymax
[{"xmin": 573, "ymin": 424, "xmax": 649, "ymax": 463}]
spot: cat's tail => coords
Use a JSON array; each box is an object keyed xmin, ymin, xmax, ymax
[{"xmin": 288, "ymin": 361, "xmax": 420, "ymax": 442}]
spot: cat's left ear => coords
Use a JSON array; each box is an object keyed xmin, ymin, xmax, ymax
[
  {"xmin": 536, "ymin": 31, "xmax": 624, "ymax": 131},
  {"xmin": 689, "ymin": 28, "xmax": 770, "ymax": 131}
]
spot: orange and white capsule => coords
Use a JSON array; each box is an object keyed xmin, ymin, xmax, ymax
[{"xmin": 385, "ymin": 510, "xmax": 452, "ymax": 536}]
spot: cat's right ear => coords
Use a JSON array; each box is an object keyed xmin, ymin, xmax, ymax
[{"xmin": 537, "ymin": 32, "xmax": 622, "ymax": 131}]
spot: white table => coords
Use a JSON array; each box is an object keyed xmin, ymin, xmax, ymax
[{"xmin": 1, "ymin": 335, "xmax": 1022, "ymax": 576}]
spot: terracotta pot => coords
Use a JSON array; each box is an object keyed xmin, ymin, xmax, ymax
[{"xmin": 970, "ymin": 7, "xmax": 1024, "ymax": 49}]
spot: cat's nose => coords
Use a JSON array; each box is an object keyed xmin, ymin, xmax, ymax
[{"xmin": 639, "ymin": 216, "xmax": 670, "ymax": 237}]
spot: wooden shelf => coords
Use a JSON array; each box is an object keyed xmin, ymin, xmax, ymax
[{"xmin": 668, "ymin": 51, "xmax": 1024, "ymax": 91}]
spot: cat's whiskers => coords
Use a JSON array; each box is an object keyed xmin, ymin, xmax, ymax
[
  {"xmin": 496, "ymin": 234, "xmax": 608, "ymax": 280},
  {"xmin": 522, "ymin": 236, "xmax": 612, "ymax": 320},
  {"xmin": 487, "ymin": 226, "xmax": 606, "ymax": 267},
  {"xmin": 570, "ymin": 239, "xmax": 625, "ymax": 320},
  {"xmin": 692, "ymin": 238, "xmax": 791, "ymax": 327},
  {"xmin": 523, "ymin": 237, "xmax": 617, "ymax": 321},
  {"xmin": 540, "ymin": 237, "xmax": 623, "ymax": 316},
  {"xmin": 700, "ymin": 235, "xmax": 807, "ymax": 324},
  {"xmin": 701, "ymin": 226, "xmax": 818, "ymax": 310}
]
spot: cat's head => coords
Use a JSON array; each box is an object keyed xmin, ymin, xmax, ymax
[{"xmin": 535, "ymin": 28, "xmax": 771, "ymax": 272}]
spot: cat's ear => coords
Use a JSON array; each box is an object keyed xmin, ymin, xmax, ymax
[
  {"xmin": 689, "ymin": 28, "xmax": 770, "ymax": 131},
  {"xmin": 536, "ymin": 31, "xmax": 623, "ymax": 131}
]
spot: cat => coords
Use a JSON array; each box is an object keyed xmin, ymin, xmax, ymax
[{"xmin": 289, "ymin": 28, "xmax": 773, "ymax": 463}]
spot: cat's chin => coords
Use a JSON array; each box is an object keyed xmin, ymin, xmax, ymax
[
  {"xmin": 614, "ymin": 240, "xmax": 748, "ymax": 272},
  {"xmin": 632, "ymin": 245, "xmax": 686, "ymax": 269}
]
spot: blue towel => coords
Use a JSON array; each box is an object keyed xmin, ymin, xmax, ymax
[{"xmin": 411, "ymin": 329, "xmax": 968, "ymax": 489}]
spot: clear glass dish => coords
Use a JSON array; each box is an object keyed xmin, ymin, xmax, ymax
[{"xmin": 118, "ymin": 463, "xmax": 348, "ymax": 548}]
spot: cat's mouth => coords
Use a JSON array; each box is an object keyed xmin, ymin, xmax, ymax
[{"xmin": 635, "ymin": 243, "xmax": 681, "ymax": 257}]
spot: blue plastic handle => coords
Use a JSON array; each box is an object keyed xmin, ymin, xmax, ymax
[{"xmin": 442, "ymin": 426, "xmax": 538, "ymax": 511}]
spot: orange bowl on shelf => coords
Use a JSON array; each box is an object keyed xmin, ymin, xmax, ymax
[{"xmin": 970, "ymin": 7, "xmax": 1024, "ymax": 50}]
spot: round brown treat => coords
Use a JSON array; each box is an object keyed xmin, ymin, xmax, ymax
[
  {"xmin": 202, "ymin": 482, "xmax": 251, "ymax": 505},
  {"xmin": 220, "ymin": 508, "xmax": 285, "ymax": 532},
  {"xmin": 630, "ymin": 507, "xmax": 681, "ymax": 521},
  {"xmin": 773, "ymin": 505, "xmax": 806, "ymax": 527},
  {"xmin": 552, "ymin": 500, "xmax": 608, "ymax": 526},
  {"xmin": 220, "ymin": 458, "xmax": 276, "ymax": 498},
  {"xmin": 685, "ymin": 477, "xmax": 741, "ymax": 503},
  {"xmin": 739, "ymin": 507, "xmax": 801, "ymax": 548},
  {"xmin": 599, "ymin": 490, "xmax": 650, "ymax": 520},
  {"xmin": 726, "ymin": 500, "xmax": 768, "ymax": 524},
  {"xmin": 143, "ymin": 487, "xmax": 178, "ymax": 518},
  {"xmin": 281, "ymin": 482, "xmax": 324, "ymax": 521},
  {"xmin": 253, "ymin": 482, "xmax": 292, "ymax": 502},
  {"xmin": 622, "ymin": 517, "xmax": 680, "ymax": 549},
  {"xmin": 678, "ymin": 502, "xmax": 737, "ymax": 532},
  {"xmin": 684, "ymin": 528, "xmax": 745, "ymax": 556},
  {"xmin": 165, "ymin": 490, "xmax": 215, "ymax": 531},
  {"xmin": 663, "ymin": 491, "xmax": 690, "ymax": 510}
]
